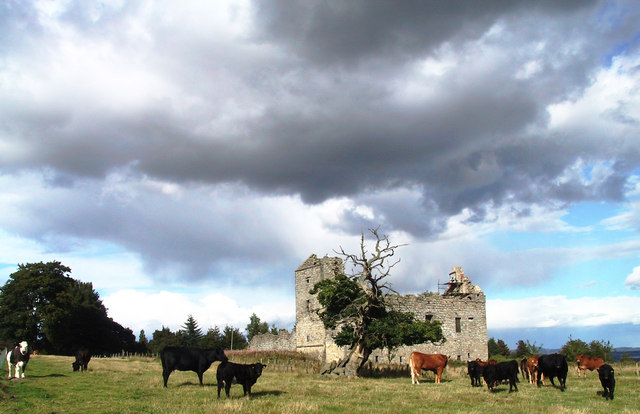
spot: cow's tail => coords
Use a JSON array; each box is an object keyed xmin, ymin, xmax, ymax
[
  {"xmin": 443, "ymin": 355, "xmax": 449, "ymax": 368},
  {"xmin": 409, "ymin": 353, "xmax": 416, "ymax": 384}
]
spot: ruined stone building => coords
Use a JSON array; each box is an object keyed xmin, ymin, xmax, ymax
[{"xmin": 249, "ymin": 254, "xmax": 488, "ymax": 363}]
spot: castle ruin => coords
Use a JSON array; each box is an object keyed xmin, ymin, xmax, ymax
[{"xmin": 249, "ymin": 254, "xmax": 488, "ymax": 363}]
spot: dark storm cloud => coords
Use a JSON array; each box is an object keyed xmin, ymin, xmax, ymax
[
  {"xmin": 1, "ymin": 0, "xmax": 640, "ymax": 267},
  {"xmin": 252, "ymin": 0, "xmax": 597, "ymax": 65}
]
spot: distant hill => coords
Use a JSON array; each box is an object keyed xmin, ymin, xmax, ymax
[{"xmin": 536, "ymin": 347, "xmax": 640, "ymax": 362}]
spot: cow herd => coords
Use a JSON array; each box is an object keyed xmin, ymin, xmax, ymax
[
  {"xmin": 1, "ymin": 341, "xmax": 618, "ymax": 401},
  {"xmin": 460, "ymin": 352, "xmax": 614, "ymax": 400}
]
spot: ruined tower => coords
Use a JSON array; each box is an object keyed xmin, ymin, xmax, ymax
[
  {"xmin": 294, "ymin": 255, "xmax": 488, "ymax": 363},
  {"xmin": 294, "ymin": 254, "xmax": 344, "ymax": 360}
]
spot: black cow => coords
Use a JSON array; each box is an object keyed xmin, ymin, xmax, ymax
[
  {"xmin": 6, "ymin": 341, "xmax": 30, "ymax": 379},
  {"xmin": 161, "ymin": 346, "xmax": 227, "ymax": 387},
  {"xmin": 597, "ymin": 364, "xmax": 615, "ymax": 400},
  {"xmin": 72, "ymin": 347, "xmax": 92, "ymax": 372},
  {"xmin": 482, "ymin": 360, "xmax": 519, "ymax": 393},
  {"xmin": 467, "ymin": 360, "xmax": 483, "ymax": 387},
  {"xmin": 519, "ymin": 358, "xmax": 529, "ymax": 382},
  {"xmin": 216, "ymin": 361, "xmax": 266, "ymax": 398},
  {"xmin": 537, "ymin": 353, "xmax": 568, "ymax": 392}
]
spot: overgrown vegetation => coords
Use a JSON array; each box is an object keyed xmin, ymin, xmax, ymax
[{"xmin": 3, "ymin": 353, "xmax": 638, "ymax": 413}]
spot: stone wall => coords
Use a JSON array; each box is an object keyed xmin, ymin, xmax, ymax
[
  {"xmin": 249, "ymin": 254, "xmax": 488, "ymax": 364},
  {"xmin": 248, "ymin": 329, "xmax": 296, "ymax": 351}
]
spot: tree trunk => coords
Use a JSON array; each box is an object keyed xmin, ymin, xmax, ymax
[{"xmin": 321, "ymin": 341, "xmax": 371, "ymax": 378}]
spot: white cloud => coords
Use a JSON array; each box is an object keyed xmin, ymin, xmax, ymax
[
  {"xmin": 625, "ymin": 266, "xmax": 640, "ymax": 290},
  {"xmin": 102, "ymin": 287, "xmax": 295, "ymax": 336},
  {"xmin": 487, "ymin": 296, "xmax": 640, "ymax": 330}
]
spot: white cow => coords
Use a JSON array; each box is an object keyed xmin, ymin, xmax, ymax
[{"xmin": 7, "ymin": 341, "xmax": 30, "ymax": 379}]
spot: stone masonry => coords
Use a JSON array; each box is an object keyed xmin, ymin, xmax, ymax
[{"xmin": 249, "ymin": 254, "xmax": 488, "ymax": 363}]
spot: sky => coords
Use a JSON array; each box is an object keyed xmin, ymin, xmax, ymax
[{"xmin": 1, "ymin": 0, "xmax": 639, "ymax": 350}]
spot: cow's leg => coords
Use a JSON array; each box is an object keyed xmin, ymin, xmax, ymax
[
  {"xmin": 217, "ymin": 381, "xmax": 223, "ymax": 398},
  {"xmin": 224, "ymin": 381, "xmax": 232, "ymax": 398},
  {"xmin": 197, "ymin": 371, "xmax": 204, "ymax": 386},
  {"xmin": 162, "ymin": 370, "xmax": 170, "ymax": 387}
]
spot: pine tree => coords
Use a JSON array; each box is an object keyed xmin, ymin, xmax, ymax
[{"xmin": 181, "ymin": 315, "xmax": 203, "ymax": 347}]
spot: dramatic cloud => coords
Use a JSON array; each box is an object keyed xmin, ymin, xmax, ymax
[{"xmin": 1, "ymin": 1, "xmax": 639, "ymax": 343}]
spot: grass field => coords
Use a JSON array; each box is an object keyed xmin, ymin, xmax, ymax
[{"xmin": 1, "ymin": 352, "xmax": 638, "ymax": 414}]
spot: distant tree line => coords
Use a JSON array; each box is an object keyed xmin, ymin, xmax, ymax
[
  {"xmin": 142, "ymin": 313, "xmax": 280, "ymax": 354},
  {"xmin": 0, "ymin": 262, "xmax": 136, "ymax": 355},
  {"xmin": 0, "ymin": 261, "xmax": 283, "ymax": 356},
  {"xmin": 487, "ymin": 336, "xmax": 613, "ymax": 361}
]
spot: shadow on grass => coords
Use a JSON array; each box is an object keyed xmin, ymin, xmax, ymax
[{"xmin": 22, "ymin": 374, "xmax": 67, "ymax": 378}]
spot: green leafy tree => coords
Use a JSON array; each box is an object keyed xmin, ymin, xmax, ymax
[
  {"xmin": 199, "ymin": 326, "xmax": 224, "ymax": 349},
  {"xmin": 136, "ymin": 330, "xmax": 149, "ymax": 354},
  {"xmin": 222, "ymin": 326, "xmax": 247, "ymax": 350},
  {"xmin": 310, "ymin": 228, "xmax": 444, "ymax": 377},
  {"xmin": 270, "ymin": 324, "xmax": 279, "ymax": 335},
  {"xmin": 513, "ymin": 339, "xmax": 542, "ymax": 358},
  {"xmin": 246, "ymin": 313, "xmax": 269, "ymax": 342},
  {"xmin": 560, "ymin": 336, "xmax": 590, "ymax": 362},
  {"xmin": 0, "ymin": 262, "xmax": 135, "ymax": 354},
  {"xmin": 148, "ymin": 326, "xmax": 180, "ymax": 354},
  {"xmin": 588, "ymin": 340, "xmax": 613, "ymax": 362},
  {"xmin": 495, "ymin": 339, "xmax": 510, "ymax": 357},
  {"xmin": 180, "ymin": 315, "xmax": 203, "ymax": 347},
  {"xmin": 487, "ymin": 338, "xmax": 500, "ymax": 358}
]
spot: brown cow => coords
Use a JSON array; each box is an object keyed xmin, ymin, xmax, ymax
[
  {"xmin": 409, "ymin": 352, "xmax": 448, "ymax": 384},
  {"xmin": 526, "ymin": 356, "xmax": 544, "ymax": 385},
  {"xmin": 575, "ymin": 354, "xmax": 605, "ymax": 377}
]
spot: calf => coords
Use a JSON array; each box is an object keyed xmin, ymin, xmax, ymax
[
  {"xmin": 537, "ymin": 353, "xmax": 568, "ymax": 392},
  {"xmin": 526, "ymin": 356, "xmax": 544, "ymax": 385},
  {"xmin": 72, "ymin": 347, "xmax": 92, "ymax": 372},
  {"xmin": 216, "ymin": 361, "xmax": 266, "ymax": 398},
  {"xmin": 482, "ymin": 360, "xmax": 519, "ymax": 393},
  {"xmin": 6, "ymin": 341, "xmax": 30, "ymax": 379},
  {"xmin": 161, "ymin": 346, "xmax": 227, "ymax": 387},
  {"xmin": 467, "ymin": 360, "xmax": 483, "ymax": 387},
  {"xmin": 597, "ymin": 364, "xmax": 615, "ymax": 400}
]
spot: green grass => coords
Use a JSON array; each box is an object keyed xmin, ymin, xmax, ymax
[{"xmin": 1, "ymin": 353, "xmax": 639, "ymax": 413}]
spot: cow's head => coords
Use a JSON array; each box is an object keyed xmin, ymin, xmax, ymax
[
  {"xmin": 252, "ymin": 363, "xmax": 266, "ymax": 378},
  {"xmin": 18, "ymin": 341, "xmax": 28, "ymax": 355},
  {"xmin": 72, "ymin": 361, "xmax": 80, "ymax": 372},
  {"xmin": 207, "ymin": 347, "xmax": 228, "ymax": 363}
]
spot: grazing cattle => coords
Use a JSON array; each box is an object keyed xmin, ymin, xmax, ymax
[
  {"xmin": 161, "ymin": 346, "xmax": 227, "ymax": 387},
  {"xmin": 409, "ymin": 352, "xmax": 448, "ymax": 384},
  {"xmin": 216, "ymin": 361, "xmax": 266, "ymax": 398},
  {"xmin": 482, "ymin": 360, "xmax": 519, "ymax": 393},
  {"xmin": 597, "ymin": 364, "xmax": 615, "ymax": 400},
  {"xmin": 467, "ymin": 360, "xmax": 483, "ymax": 387},
  {"xmin": 520, "ymin": 358, "xmax": 529, "ymax": 382},
  {"xmin": 72, "ymin": 347, "xmax": 92, "ymax": 372},
  {"xmin": 575, "ymin": 354, "xmax": 605, "ymax": 377},
  {"xmin": 6, "ymin": 341, "xmax": 30, "ymax": 379},
  {"xmin": 526, "ymin": 356, "xmax": 544, "ymax": 385},
  {"xmin": 537, "ymin": 353, "xmax": 568, "ymax": 392}
]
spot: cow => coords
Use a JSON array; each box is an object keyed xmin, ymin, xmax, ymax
[
  {"xmin": 6, "ymin": 341, "xmax": 30, "ymax": 379},
  {"xmin": 526, "ymin": 356, "xmax": 544, "ymax": 385},
  {"xmin": 467, "ymin": 360, "xmax": 483, "ymax": 387},
  {"xmin": 160, "ymin": 346, "xmax": 227, "ymax": 387},
  {"xmin": 575, "ymin": 354, "xmax": 605, "ymax": 377},
  {"xmin": 520, "ymin": 358, "xmax": 529, "ymax": 382},
  {"xmin": 409, "ymin": 352, "xmax": 448, "ymax": 384},
  {"xmin": 537, "ymin": 353, "xmax": 568, "ymax": 392},
  {"xmin": 482, "ymin": 360, "xmax": 519, "ymax": 393},
  {"xmin": 72, "ymin": 347, "xmax": 92, "ymax": 372},
  {"xmin": 597, "ymin": 364, "xmax": 615, "ymax": 400},
  {"xmin": 216, "ymin": 361, "xmax": 266, "ymax": 398}
]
